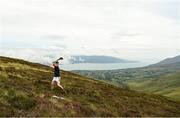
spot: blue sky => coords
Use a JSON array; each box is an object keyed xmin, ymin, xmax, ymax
[{"xmin": 0, "ymin": 0, "xmax": 179, "ymax": 63}]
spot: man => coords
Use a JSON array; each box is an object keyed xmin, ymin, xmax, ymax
[{"xmin": 51, "ymin": 61, "xmax": 64, "ymax": 90}]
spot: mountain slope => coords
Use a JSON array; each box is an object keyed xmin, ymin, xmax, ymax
[
  {"xmin": 74, "ymin": 57, "xmax": 180, "ymax": 101},
  {"xmin": 127, "ymin": 71, "xmax": 180, "ymax": 101},
  {"xmin": 0, "ymin": 56, "xmax": 180, "ymax": 117},
  {"xmin": 127, "ymin": 55, "xmax": 180, "ymax": 101},
  {"xmin": 155, "ymin": 55, "xmax": 180, "ymax": 66}
]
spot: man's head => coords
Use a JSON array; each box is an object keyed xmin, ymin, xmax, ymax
[{"xmin": 53, "ymin": 61, "xmax": 59, "ymax": 67}]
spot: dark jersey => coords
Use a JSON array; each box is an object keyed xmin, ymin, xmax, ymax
[{"xmin": 54, "ymin": 66, "xmax": 60, "ymax": 77}]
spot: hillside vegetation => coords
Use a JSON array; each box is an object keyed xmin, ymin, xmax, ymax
[
  {"xmin": 127, "ymin": 71, "xmax": 180, "ymax": 101},
  {"xmin": 74, "ymin": 56, "xmax": 180, "ymax": 101},
  {"xmin": 0, "ymin": 56, "xmax": 180, "ymax": 117}
]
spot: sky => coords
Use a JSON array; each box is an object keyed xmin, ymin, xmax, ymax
[{"xmin": 0, "ymin": 0, "xmax": 180, "ymax": 64}]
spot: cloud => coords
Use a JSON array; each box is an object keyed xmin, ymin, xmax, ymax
[
  {"xmin": 0, "ymin": 0, "xmax": 179, "ymax": 62},
  {"xmin": 0, "ymin": 48, "xmax": 72, "ymax": 65}
]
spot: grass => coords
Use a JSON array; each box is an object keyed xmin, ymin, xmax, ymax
[
  {"xmin": 0, "ymin": 56, "xmax": 180, "ymax": 117},
  {"xmin": 127, "ymin": 71, "xmax": 180, "ymax": 101},
  {"xmin": 74, "ymin": 66, "xmax": 180, "ymax": 101}
]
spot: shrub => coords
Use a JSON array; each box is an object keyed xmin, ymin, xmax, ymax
[{"xmin": 8, "ymin": 95, "xmax": 36, "ymax": 110}]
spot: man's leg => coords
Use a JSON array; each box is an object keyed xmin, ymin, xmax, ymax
[
  {"xmin": 57, "ymin": 82, "xmax": 66, "ymax": 93},
  {"xmin": 51, "ymin": 81, "xmax": 55, "ymax": 89},
  {"xmin": 57, "ymin": 82, "xmax": 64, "ymax": 90}
]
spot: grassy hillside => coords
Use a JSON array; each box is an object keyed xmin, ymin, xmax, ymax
[
  {"xmin": 74, "ymin": 65, "xmax": 180, "ymax": 101},
  {"xmin": 0, "ymin": 56, "xmax": 180, "ymax": 117},
  {"xmin": 127, "ymin": 71, "xmax": 180, "ymax": 101}
]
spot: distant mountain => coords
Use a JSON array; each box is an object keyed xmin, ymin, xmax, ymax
[
  {"xmin": 70, "ymin": 55, "xmax": 137, "ymax": 64},
  {"xmin": 153, "ymin": 55, "xmax": 180, "ymax": 66},
  {"xmin": 148, "ymin": 55, "xmax": 180, "ymax": 69}
]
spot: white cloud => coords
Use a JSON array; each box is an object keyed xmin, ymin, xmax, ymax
[
  {"xmin": 0, "ymin": 0, "xmax": 179, "ymax": 63},
  {"xmin": 0, "ymin": 48, "xmax": 71, "ymax": 64}
]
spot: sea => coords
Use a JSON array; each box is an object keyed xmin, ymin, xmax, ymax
[{"xmin": 60, "ymin": 62, "xmax": 152, "ymax": 71}]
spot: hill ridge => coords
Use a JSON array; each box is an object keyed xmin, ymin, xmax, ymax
[{"xmin": 153, "ymin": 55, "xmax": 180, "ymax": 66}]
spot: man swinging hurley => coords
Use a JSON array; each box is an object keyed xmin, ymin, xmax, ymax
[{"xmin": 51, "ymin": 57, "xmax": 64, "ymax": 90}]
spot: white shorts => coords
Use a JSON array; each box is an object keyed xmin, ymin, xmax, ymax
[{"xmin": 52, "ymin": 77, "xmax": 61, "ymax": 84}]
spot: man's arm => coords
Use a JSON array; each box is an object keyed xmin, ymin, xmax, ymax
[{"xmin": 51, "ymin": 64, "xmax": 55, "ymax": 68}]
